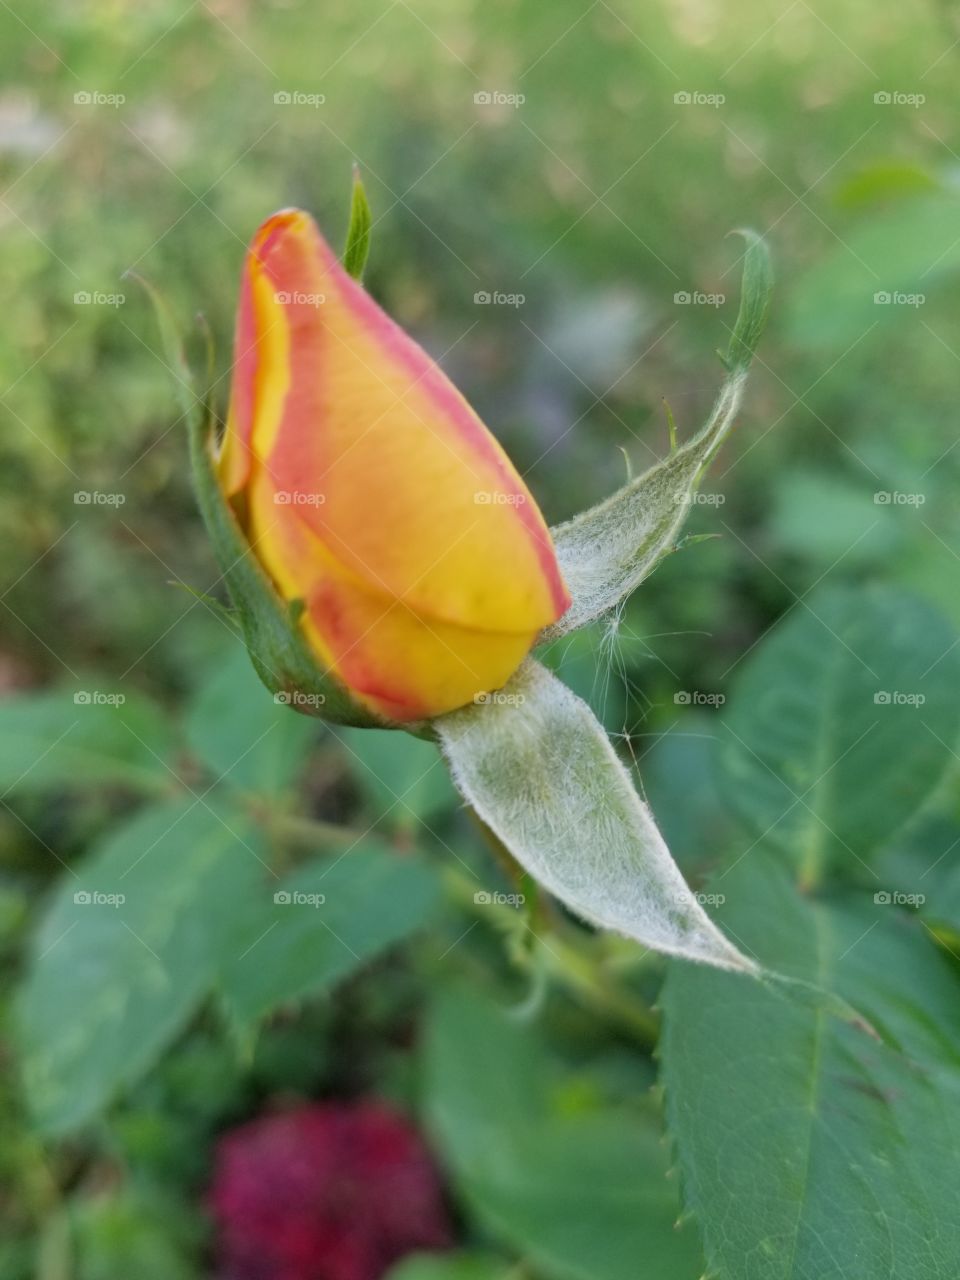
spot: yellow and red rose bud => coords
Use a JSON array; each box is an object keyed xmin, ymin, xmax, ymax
[{"xmin": 217, "ymin": 208, "xmax": 570, "ymax": 722}]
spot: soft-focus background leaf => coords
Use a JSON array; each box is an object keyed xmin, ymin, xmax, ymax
[
  {"xmin": 337, "ymin": 727, "xmax": 457, "ymax": 832},
  {"xmin": 17, "ymin": 797, "xmax": 265, "ymax": 1135},
  {"xmin": 0, "ymin": 686, "xmax": 175, "ymax": 796},
  {"xmin": 218, "ymin": 842, "xmax": 440, "ymax": 1025},
  {"xmin": 425, "ymin": 987, "xmax": 702, "ymax": 1280},
  {"xmin": 384, "ymin": 1254, "xmax": 513, "ymax": 1280},
  {"xmin": 184, "ymin": 643, "xmax": 319, "ymax": 796}
]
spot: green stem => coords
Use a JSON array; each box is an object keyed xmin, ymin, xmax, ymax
[{"xmin": 535, "ymin": 930, "xmax": 660, "ymax": 1045}]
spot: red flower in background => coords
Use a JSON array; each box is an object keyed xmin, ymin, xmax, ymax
[{"xmin": 208, "ymin": 1100, "xmax": 454, "ymax": 1280}]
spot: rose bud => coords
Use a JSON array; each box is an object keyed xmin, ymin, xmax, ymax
[{"xmin": 215, "ymin": 209, "xmax": 569, "ymax": 722}]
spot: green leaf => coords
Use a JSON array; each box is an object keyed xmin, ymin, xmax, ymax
[
  {"xmin": 185, "ymin": 643, "xmax": 318, "ymax": 795},
  {"xmin": 337, "ymin": 726, "xmax": 456, "ymax": 830},
  {"xmin": 436, "ymin": 660, "xmax": 754, "ymax": 972},
  {"xmin": 724, "ymin": 227, "xmax": 774, "ymax": 371},
  {"xmin": 542, "ymin": 231, "xmax": 772, "ymax": 640},
  {"xmin": 17, "ymin": 798, "xmax": 264, "ymax": 1135},
  {"xmin": 68, "ymin": 1188, "xmax": 200, "ymax": 1280},
  {"xmin": 0, "ymin": 686, "xmax": 174, "ymax": 796},
  {"xmin": 342, "ymin": 166, "xmax": 373, "ymax": 281},
  {"xmin": 661, "ymin": 852, "xmax": 960, "ymax": 1280},
  {"xmin": 385, "ymin": 1254, "xmax": 512, "ymax": 1280},
  {"xmin": 720, "ymin": 585, "xmax": 960, "ymax": 881},
  {"xmin": 424, "ymin": 986, "xmax": 702, "ymax": 1280},
  {"xmin": 219, "ymin": 841, "xmax": 439, "ymax": 1025},
  {"xmin": 785, "ymin": 192, "xmax": 960, "ymax": 349},
  {"xmin": 768, "ymin": 467, "xmax": 897, "ymax": 567},
  {"xmin": 641, "ymin": 718, "xmax": 732, "ymax": 872}
]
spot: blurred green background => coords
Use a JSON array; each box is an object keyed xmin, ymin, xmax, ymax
[{"xmin": 3, "ymin": 0, "xmax": 960, "ymax": 1276}]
